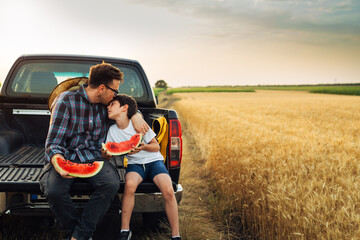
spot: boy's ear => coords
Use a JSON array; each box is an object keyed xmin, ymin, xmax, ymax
[{"xmin": 122, "ymin": 104, "xmax": 129, "ymax": 112}]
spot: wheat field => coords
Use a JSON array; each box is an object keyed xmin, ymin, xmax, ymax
[{"xmin": 172, "ymin": 90, "xmax": 360, "ymax": 239}]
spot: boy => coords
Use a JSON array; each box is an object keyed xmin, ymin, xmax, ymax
[{"xmin": 104, "ymin": 95, "xmax": 181, "ymax": 240}]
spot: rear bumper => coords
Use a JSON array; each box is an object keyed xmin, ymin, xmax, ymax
[
  {"xmin": 1, "ymin": 184, "xmax": 183, "ymax": 216},
  {"xmin": 132, "ymin": 184, "xmax": 183, "ymax": 213}
]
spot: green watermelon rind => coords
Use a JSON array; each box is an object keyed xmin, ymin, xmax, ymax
[
  {"xmin": 53, "ymin": 157, "xmax": 104, "ymax": 178},
  {"xmin": 102, "ymin": 133, "xmax": 143, "ymax": 156}
]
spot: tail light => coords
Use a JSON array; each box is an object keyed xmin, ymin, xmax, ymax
[{"xmin": 168, "ymin": 119, "xmax": 182, "ymax": 168}]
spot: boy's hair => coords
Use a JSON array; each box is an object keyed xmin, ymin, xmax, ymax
[
  {"xmin": 110, "ymin": 94, "xmax": 138, "ymax": 119},
  {"xmin": 89, "ymin": 62, "xmax": 124, "ymax": 88}
]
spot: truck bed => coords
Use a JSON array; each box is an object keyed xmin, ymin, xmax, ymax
[{"xmin": 0, "ymin": 146, "xmax": 174, "ymax": 194}]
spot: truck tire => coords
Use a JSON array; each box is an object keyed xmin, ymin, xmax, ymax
[{"xmin": 142, "ymin": 212, "xmax": 167, "ymax": 230}]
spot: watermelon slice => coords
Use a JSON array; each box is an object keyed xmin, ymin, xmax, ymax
[
  {"xmin": 102, "ymin": 133, "xmax": 143, "ymax": 156},
  {"xmin": 53, "ymin": 157, "xmax": 104, "ymax": 178}
]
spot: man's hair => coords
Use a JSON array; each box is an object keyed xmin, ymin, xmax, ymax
[
  {"xmin": 110, "ymin": 94, "xmax": 138, "ymax": 119},
  {"xmin": 88, "ymin": 62, "xmax": 124, "ymax": 87}
]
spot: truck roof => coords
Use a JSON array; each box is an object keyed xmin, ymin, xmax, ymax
[{"xmin": 18, "ymin": 54, "xmax": 140, "ymax": 65}]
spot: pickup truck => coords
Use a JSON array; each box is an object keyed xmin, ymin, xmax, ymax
[{"xmin": 0, "ymin": 54, "xmax": 183, "ymax": 228}]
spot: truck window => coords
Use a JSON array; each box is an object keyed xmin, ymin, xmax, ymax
[{"xmin": 8, "ymin": 60, "xmax": 147, "ymax": 101}]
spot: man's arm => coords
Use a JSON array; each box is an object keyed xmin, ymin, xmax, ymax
[
  {"xmin": 45, "ymin": 99, "xmax": 74, "ymax": 178},
  {"xmin": 131, "ymin": 112, "xmax": 149, "ymax": 135}
]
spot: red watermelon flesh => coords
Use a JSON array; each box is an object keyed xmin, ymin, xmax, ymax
[
  {"xmin": 53, "ymin": 157, "xmax": 104, "ymax": 178},
  {"xmin": 102, "ymin": 133, "xmax": 143, "ymax": 156}
]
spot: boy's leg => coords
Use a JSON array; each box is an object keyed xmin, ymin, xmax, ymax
[
  {"xmin": 72, "ymin": 161, "xmax": 120, "ymax": 240},
  {"xmin": 153, "ymin": 173, "xmax": 180, "ymax": 237},
  {"xmin": 121, "ymin": 171, "xmax": 143, "ymax": 230}
]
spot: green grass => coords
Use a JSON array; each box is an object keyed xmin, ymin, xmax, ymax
[
  {"xmin": 309, "ymin": 86, "xmax": 360, "ymax": 95},
  {"xmin": 163, "ymin": 85, "xmax": 360, "ymax": 96},
  {"xmin": 153, "ymin": 88, "xmax": 166, "ymax": 97},
  {"xmin": 253, "ymin": 85, "xmax": 360, "ymax": 95},
  {"xmin": 165, "ymin": 87, "xmax": 255, "ymax": 94},
  {"xmin": 253, "ymin": 86, "xmax": 324, "ymax": 91}
]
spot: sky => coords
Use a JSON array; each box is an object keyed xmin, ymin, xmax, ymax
[{"xmin": 0, "ymin": 0, "xmax": 359, "ymax": 87}]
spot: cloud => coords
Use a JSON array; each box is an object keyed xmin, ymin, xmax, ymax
[
  {"xmin": 127, "ymin": 0, "xmax": 360, "ymax": 45},
  {"xmin": 323, "ymin": 0, "xmax": 353, "ymax": 12}
]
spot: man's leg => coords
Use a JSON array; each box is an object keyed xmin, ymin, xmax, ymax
[
  {"xmin": 121, "ymin": 172, "xmax": 143, "ymax": 230},
  {"xmin": 40, "ymin": 167, "xmax": 77, "ymax": 233},
  {"xmin": 153, "ymin": 173, "xmax": 180, "ymax": 237},
  {"xmin": 72, "ymin": 161, "xmax": 120, "ymax": 240}
]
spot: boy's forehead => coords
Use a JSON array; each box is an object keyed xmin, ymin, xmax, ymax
[
  {"xmin": 108, "ymin": 99, "xmax": 117, "ymax": 106},
  {"xmin": 113, "ymin": 100, "xmax": 123, "ymax": 106}
]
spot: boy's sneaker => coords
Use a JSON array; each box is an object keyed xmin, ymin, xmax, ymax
[
  {"xmin": 118, "ymin": 230, "xmax": 132, "ymax": 240},
  {"xmin": 170, "ymin": 237, "xmax": 181, "ymax": 240}
]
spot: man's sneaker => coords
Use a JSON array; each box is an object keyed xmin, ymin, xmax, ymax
[
  {"xmin": 170, "ymin": 237, "xmax": 181, "ymax": 240},
  {"xmin": 118, "ymin": 230, "xmax": 132, "ymax": 240}
]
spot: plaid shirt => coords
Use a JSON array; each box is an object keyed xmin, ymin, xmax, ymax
[{"xmin": 45, "ymin": 85, "xmax": 109, "ymax": 163}]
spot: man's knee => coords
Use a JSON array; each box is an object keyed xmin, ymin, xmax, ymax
[
  {"xmin": 46, "ymin": 184, "xmax": 68, "ymax": 199},
  {"xmin": 97, "ymin": 178, "xmax": 120, "ymax": 196},
  {"xmin": 109, "ymin": 180, "xmax": 120, "ymax": 194}
]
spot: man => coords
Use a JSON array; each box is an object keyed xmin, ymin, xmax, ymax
[{"xmin": 40, "ymin": 62, "xmax": 149, "ymax": 240}]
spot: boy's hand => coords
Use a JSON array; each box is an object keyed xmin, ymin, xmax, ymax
[
  {"xmin": 101, "ymin": 147, "xmax": 112, "ymax": 160},
  {"xmin": 129, "ymin": 142, "xmax": 145, "ymax": 155}
]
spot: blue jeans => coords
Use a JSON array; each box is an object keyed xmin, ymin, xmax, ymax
[{"xmin": 40, "ymin": 160, "xmax": 120, "ymax": 240}]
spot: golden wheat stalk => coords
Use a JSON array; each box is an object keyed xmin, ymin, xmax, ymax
[{"xmin": 173, "ymin": 91, "xmax": 360, "ymax": 239}]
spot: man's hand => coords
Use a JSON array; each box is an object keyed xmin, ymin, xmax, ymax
[
  {"xmin": 128, "ymin": 142, "xmax": 145, "ymax": 155},
  {"xmin": 59, "ymin": 171, "xmax": 75, "ymax": 179},
  {"xmin": 51, "ymin": 154, "xmax": 76, "ymax": 179},
  {"xmin": 131, "ymin": 113, "xmax": 149, "ymax": 135}
]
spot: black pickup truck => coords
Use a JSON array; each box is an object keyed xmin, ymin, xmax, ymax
[{"xmin": 0, "ymin": 54, "xmax": 182, "ymax": 225}]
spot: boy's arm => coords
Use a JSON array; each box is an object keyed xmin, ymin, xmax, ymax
[{"xmin": 129, "ymin": 138, "xmax": 160, "ymax": 155}]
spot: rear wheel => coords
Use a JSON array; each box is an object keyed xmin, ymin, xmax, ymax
[{"xmin": 142, "ymin": 212, "xmax": 168, "ymax": 230}]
